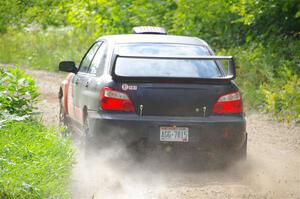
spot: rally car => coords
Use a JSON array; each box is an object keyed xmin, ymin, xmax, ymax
[{"xmin": 58, "ymin": 26, "xmax": 247, "ymax": 159}]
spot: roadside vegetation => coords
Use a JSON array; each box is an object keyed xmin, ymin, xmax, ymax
[
  {"xmin": 0, "ymin": 0, "xmax": 299, "ymax": 122},
  {"xmin": 0, "ymin": 66, "xmax": 74, "ymax": 198}
]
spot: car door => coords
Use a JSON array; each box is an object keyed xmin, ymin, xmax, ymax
[
  {"xmin": 73, "ymin": 42, "xmax": 102, "ymax": 123},
  {"xmin": 84, "ymin": 41, "xmax": 108, "ymax": 111}
]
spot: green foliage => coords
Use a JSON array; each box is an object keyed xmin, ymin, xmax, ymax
[
  {"xmin": 0, "ymin": 30, "xmax": 90, "ymax": 71},
  {"xmin": 220, "ymin": 38, "xmax": 300, "ymax": 122},
  {"xmin": 228, "ymin": 0, "xmax": 300, "ymax": 38},
  {"xmin": 0, "ymin": 66, "xmax": 39, "ymax": 116},
  {"xmin": 0, "ymin": 0, "xmax": 66, "ymax": 33},
  {"xmin": 260, "ymin": 66, "xmax": 300, "ymax": 121},
  {"xmin": 0, "ymin": 120, "xmax": 74, "ymax": 198},
  {"xmin": 171, "ymin": 0, "xmax": 246, "ymax": 47},
  {"xmin": 60, "ymin": 0, "xmax": 176, "ymax": 37},
  {"xmin": 0, "ymin": 66, "xmax": 39, "ymax": 127},
  {"xmin": 0, "ymin": 66, "xmax": 74, "ymax": 198},
  {"xmin": 0, "ymin": 0, "xmax": 23, "ymax": 33}
]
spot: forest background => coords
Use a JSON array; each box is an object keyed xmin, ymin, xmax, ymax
[{"xmin": 0, "ymin": 0, "xmax": 299, "ymax": 122}]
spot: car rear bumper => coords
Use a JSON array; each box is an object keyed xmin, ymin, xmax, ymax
[{"xmin": 88, "ymin": 111, "xmax": 247, "ymax": 151}]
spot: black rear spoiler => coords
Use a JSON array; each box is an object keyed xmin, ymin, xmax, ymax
[{"xmin": 111, "ymin": 54, "xmax": 236, "ymax": 83}]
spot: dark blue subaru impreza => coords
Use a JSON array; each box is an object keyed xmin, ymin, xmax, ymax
[{"xmin": 58, "ymin": 26, "xmax": 247, "ymax": 160}]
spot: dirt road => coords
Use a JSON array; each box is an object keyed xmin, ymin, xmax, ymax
[{"xmin": 28, "ymin": 69, "xmax": 300, "ymax": 199}]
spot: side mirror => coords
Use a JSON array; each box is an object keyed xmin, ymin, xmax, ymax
[{"xmin": 59, "ymin": 61, "xmax": 78, "ymax": 73}]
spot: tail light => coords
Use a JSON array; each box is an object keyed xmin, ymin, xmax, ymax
[
  {"xmin": 100, "ymin": 87, "xmax": 135, "ymax": 112},
  {"xmin": 213, "ymin": 91, "xmax": 243, "ymax": 114}
]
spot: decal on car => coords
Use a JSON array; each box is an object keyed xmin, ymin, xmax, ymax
[
  {"xmin": 122, "ymin": 83, "xmax": 137, "ymax": 91},
  {"xmin": 121, "ymin": 83, "xmax": 129, "ymax": 91}
]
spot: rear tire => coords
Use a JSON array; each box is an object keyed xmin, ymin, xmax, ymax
[
  {"xmin": 239, "ymin": 135, "xmax": 247, "ymax": 159},
  {"xmin": 58, "ymin": 98, "xmax": 71, "ymax": 137},
  {"xmin": 233, "ymin": 134, "xmax": 247, "ymax": 161},
  {"xmin": 214, "ymin": 134, "xmax": 247, "ymax": 167},
  {"xmin": 59, "ymin": 99, "xmax": 67, "ymax": 126},
  {"xmin": 83, "ymin": 115, "xmax": 101, "ymax": 157},
  {"xmin": 58, "ymin": 88, "xmax": 67, "ymax": 126}
]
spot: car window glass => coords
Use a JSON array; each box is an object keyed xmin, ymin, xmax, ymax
[
  {"xmin": 89, "ymin": 42, "xmax": 107, "ymax": 75},
  {"xmin": 115, "ymin": 44, "xmax": 210, "ymax": 56},
  {"xmin": 114, "ymin": 43, "xmax": 223, "ymax": 78},
  {"xmin": 79, "ymin": 42, "xmax": 101, "ymax": 73},
  {"xmin": 115, "ymin": 58, "xmax": 222, "ymax": 78}
]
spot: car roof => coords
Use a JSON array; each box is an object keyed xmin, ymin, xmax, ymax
[{"xmin": 96, "ymin": 34, "xmax": 209, "ymax": 46}]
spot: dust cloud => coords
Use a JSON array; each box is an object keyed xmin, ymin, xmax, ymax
[
  {"xmin": 70, "ymin": 133, "xmax": 299, "ymax": 199},
  {"xmin": 71, "ymin": 139, "xmax": 170, "ymax": 199}
]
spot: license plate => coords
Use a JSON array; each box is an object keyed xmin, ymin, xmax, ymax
[{"xmin": 160, "ymin": 127, "xmax": 189, "ymax": 142}]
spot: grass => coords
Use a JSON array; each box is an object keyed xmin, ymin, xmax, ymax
[
  {"xmin": 0, "ymin": 29, "xmax": 94, "ymax": 71},
  {"xmin": 0, "ymin": 120, "xmax": 74, "ymax": 198}
]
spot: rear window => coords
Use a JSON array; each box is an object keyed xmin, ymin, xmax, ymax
[
  {"xmin": 114, "ymin": 44, "xmax": 222, "ymax": 78},
  {"xmin": 115, "ymin": 43, "xmax": 211, "ymax": 56}
]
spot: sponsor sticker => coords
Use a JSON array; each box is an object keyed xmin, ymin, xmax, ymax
[
  {"xmin": 122, "ymin": 84, "xmax": 137, "ymax": 91},
  {"xmin": 121, "ymin": 83, "xmax": 129, "ymax": 91},
  {"xmin": 128, "ymin": 85, "xmax": 137, "ymax": 90}
]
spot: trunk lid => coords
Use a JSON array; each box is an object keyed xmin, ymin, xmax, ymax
[{"xmin": 114, "ymin": 82, "xmax": 234, "ymax": 117}]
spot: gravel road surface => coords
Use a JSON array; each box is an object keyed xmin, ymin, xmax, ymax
[{"xmin": 28, "ymin": 69, "xmax": 300, "ymax": 199}]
